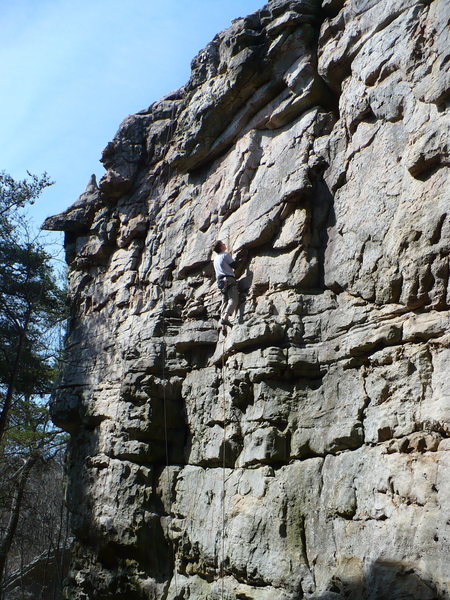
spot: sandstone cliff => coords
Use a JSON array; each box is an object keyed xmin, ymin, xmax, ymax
[{"xmin": 44, "ymin": 0, "xmax": 450, "ymax": 598}]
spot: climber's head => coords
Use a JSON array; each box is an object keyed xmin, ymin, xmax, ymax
[{"xmin": 212, "ymin": 240, "xmax": 226, "ymax": 254}]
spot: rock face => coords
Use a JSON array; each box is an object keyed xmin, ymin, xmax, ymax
[{"xmin": 43, "ymin": 0, "xmax": 450, "ymax": 598}]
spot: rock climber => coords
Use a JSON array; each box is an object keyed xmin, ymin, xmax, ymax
[{"xmin": 212, "ymin": 240, "xmax": 243, "ymax": 331}]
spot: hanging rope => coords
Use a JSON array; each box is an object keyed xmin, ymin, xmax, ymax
[
  {"xmin": 158, "ymin": 102, "xmax": 180, "ymax": 599},
  {"xmin": 219, "ymin": 335, "xmax": 228, "ymax": 600},
  {"xmin": 217, "ymin": 233, "xmax": 240, "ymax": 600},
  {"xmin": 157, "ymin": 106, "xmax": 235, "ymax": 599}
]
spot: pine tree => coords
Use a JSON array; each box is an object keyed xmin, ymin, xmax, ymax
[{"xmin": 0, "ymin": 171, "xmax": 67, "ymax": 595}]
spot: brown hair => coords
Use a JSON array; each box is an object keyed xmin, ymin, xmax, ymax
[{"xmin": 212, "ymin": 240, "xmax": 224, "ymax": 254}]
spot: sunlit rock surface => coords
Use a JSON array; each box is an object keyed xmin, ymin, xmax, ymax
[{"xmin": 44, "ymin": 0, "xmax": 450, "ymax": 598}]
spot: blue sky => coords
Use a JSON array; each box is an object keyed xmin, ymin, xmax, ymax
[{"xmin": 0, "ymin": 0, "xmax": 264, "ymax": 249}]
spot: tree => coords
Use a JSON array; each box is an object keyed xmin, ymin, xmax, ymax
[
  {"xmin": 0, "ymin": 417, "xmax": 69, "ymax": 600},
  {"xmin": 0, "ymin": 171, "xmax": 53, "ymax": 218},
  {"xmin": 0, "ymin": 236, "xmax": 64, "ymax": 443},
  {"xmin": 0, "ymin": 171, "xmax": 67, "ymax": 596}
]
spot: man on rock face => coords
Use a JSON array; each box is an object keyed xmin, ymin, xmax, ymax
[{"xmin": 212, "ymin": 240, "xmax": 239, "ymax": 331}]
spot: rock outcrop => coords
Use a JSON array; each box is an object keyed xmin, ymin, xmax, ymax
[{"xmin": 44, "ymin": 0, "xmax": 450, "ymax": 598}]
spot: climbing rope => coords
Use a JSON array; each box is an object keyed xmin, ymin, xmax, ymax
[
  {"xmin": 157, "ymin": 110, "xmax": 237, "ymax": 598},
  {"xmin": 156, "ymin": 101, "xmax": 180, "ymax": 598},
  {"xmin": 161, "ymin": 276, "xmax": 180, "ymax": 598},
  {"xmin": 217, "ymin": 232, "xmax": 240, "ymax": 599},
  {"xmin": 220, "ymin": 335, "xmax": 228, "ymax": 600}
]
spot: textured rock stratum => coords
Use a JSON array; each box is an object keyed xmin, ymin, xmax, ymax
[{"xmin": 44, "ymin": 0, "xmax": 450, "ymax": 598}]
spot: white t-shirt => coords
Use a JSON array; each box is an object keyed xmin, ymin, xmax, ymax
[{"xmin": 213, "ymin": 252, "xmax": 235, "ymax": 278}]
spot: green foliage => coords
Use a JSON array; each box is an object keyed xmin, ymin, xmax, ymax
[
  {"xmin": 0, "ymin": 240, "xmax": 65, "ymax": 398},
  {"xmin": 4, "ymin": 397, "xmax": 68, "ymax": 459},
  {"xmin": 0, "ymin": 171, "xmax": 68, "ymax": 592},
  {"xmin": 0, "ymin": 170, "xmax": 53, "ymax": 221},
  {"xmin": 0, "ymin": 171, "xmax": 66, "ymax": 453}
]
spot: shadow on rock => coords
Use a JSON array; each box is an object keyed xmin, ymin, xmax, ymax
[
  {"xmin": 316, "ymin": 560, "xmax": 448, "ymax": 600},
  {"xmin": 237, "ymin": 268, "xmax": 254, "ymax": 322}
]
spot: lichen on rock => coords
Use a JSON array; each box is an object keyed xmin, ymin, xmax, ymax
[{"xmin": 43, "ymin": 0, "xmax": 450, "ymax": 598}]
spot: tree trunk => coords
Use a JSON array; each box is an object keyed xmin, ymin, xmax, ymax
[
  {"xmin": 0, "ymin": 308, "xmax": 32, "ymax": 445},
  {"xmin": 0, "ymin": 454, "xmax": 38, "ymax": 596}
]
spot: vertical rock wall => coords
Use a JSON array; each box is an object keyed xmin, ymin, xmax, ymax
[{"xmin": 44, "ymin": 0, "xmax": 450, "ymax": 598}]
